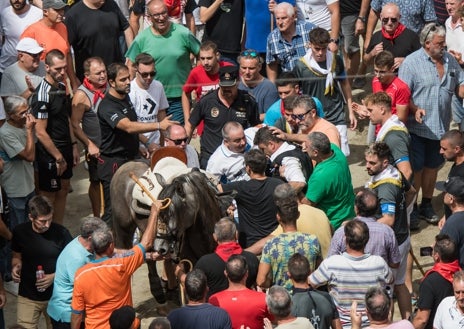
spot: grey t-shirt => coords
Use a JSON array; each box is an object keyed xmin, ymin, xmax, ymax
[{"xmin": 0, "ymin": 61, "xmax": 45, "ymax": 97}]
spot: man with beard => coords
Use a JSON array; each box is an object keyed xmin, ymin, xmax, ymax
[
  {"xmin": 71, "ymin": 57, "xmax": 108, "ymax": 218},
  {"xmin": 97, "ymin": 63, "xmax": 177, "ymax": 225},
  {"xmin": 186, "ymin": 65, "xmax": 260, "ymax": 169},
  {"xmin": 399, "ymin": 23, "xmax": 464, "ymax": 226},
  {"xmin": 182, "ymin": 41, "xmax": 232, "ymax": 130},
  {"xmin": 31, "ymin": 50, "xmax": 80, "ymax": 225},
  {"xmin": 438, "ymin": 130, "xmax": 464, "ymax": 224},
  {"xmin": 272, "ymin": 95, "xmax": 341, "ymax": 148},
  {"xmin": 0, "ymin": 0, "xmax": 42, "ymax": 77},
  {"xmin": 21, "ymin": 0, "xmax": 79, "ymax": 91},
  {"xmin": 365, "ymin": 142, "xmax": 411, "ymax": 320}
]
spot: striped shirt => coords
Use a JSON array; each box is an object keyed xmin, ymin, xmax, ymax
[{"xmin": 309, "ymin": 253, "xmax": 393, "ymax": 328}]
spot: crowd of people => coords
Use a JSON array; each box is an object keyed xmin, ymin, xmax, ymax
[{"xmin": 0, "ymin": 0, "xmax": 463, "ymax": 328}]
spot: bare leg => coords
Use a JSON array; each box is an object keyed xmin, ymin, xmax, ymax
[
  {"xmin": 88, "ymin": 181, "xmax": 102, "ymax": 218},
  {"xmin": 49, "ymin": 179, "xmax": 70, "ymax": 225},
  {"xmin": 405, "ymin": 252, "xmax": 413, "ymax": 294},
  {"xmin": 394, "ymin": 283, "xmax": 412, "ymax": 320},
  {"xmin": 421, "ymin": 167, "xmax": 438, "ymax": 199}
]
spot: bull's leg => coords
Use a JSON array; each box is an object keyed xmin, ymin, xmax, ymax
[{"xmin": 146, "ymin": 260, "xmax": 168, "ymax": 315}]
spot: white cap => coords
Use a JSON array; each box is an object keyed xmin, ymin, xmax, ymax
[{"xmin": 16, "ymin": 38, "xmax": 44, "ymax": 54}]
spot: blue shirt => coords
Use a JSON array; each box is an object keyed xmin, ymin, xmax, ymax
[
  {"xmin": 266, "ymin": 21, "xmax": 316, "ymax": 72},
  {"xmin": 47, "ymin": 237, "xmax": 93, "ymax": 323},
  {"xmin": 399, "ymin": 48, "xmax": 464, "ymax": 140}
]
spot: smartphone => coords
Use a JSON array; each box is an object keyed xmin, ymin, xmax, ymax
[{"xmin": 420, "ymin": 246, "xmax": 433, "ymax": 256}]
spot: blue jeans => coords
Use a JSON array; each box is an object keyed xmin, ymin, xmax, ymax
[{"xmin": 8, "ymin": 191, "xmax": 34, "ymax": 230}]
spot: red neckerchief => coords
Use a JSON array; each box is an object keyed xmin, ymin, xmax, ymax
[
  {"xmin": 381, "ymin": 23, "xmax": 406, "ymax": 41},
  {"xmin": 82, "ymin": 77, "xmax": 106, "ymax": 106},
  {"xmin": 422, "ymin": 260, "xmax": 461, "ymax": 283},
  {"xmin": 215, "ymin": 242, "xmax": 243, "ymax": 262}
]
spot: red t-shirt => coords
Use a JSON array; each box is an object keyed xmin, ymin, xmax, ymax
[
  {"xmin": 372, "ymin": 76, "xmax": 411, "ymax": 134},
  {"xmin": 209, "ymin": 288, "xmax": 272, "ymax": 329}
]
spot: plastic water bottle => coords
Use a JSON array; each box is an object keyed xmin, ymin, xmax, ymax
[{"xmin": 36, "ymin": 265, "xmax": 45, "ymax": 292}]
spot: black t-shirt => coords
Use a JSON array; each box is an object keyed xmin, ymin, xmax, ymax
[
  {"xmin": 11, "ymin": 222, "xmax": 72, "ymax": 301},
  {"xmin": 366, "ymin": 28, "xmax": 421, "ymax": 60},
  {"xmin": 195, "ymin": 251, "xmax": 259, "ymax": 299},
  {"xmin": 189, "ymin": 89, "xmax": 260, "ymax": 156},
  {"xmin": 31, "ymin": 80, "xmax": 71, "ymax": 149},
  {"xmin": 221, "ymin": 178, "xmax": 284, "ymax": 247},
  {"xmin": 416, "ymin": 272, "xmax": 454, "ymax": 329},
  {"xmin": 199, "ymin": 0, "xmax": 244, "ymax": 53},
  {"xmin": 440, "ymin": 211, "xmax": 464, "ymax": 268},
  {"xmin": 98, "ymin": 93, "xmax": 139, "ymax": 157},
  {"xmin": 339, "ymin": 0, "xmax": 363, "ymax": 17},
  {"xmin": 65, "ymin": 0, "xmax": 129, "ymax": 80},
  {"xmin": 444, "ymin": 162, "xmax": 464, "ymax": 218},
  {"xmin": 292, "ymin": 288, "xmax": 339, "ymax": 329}
]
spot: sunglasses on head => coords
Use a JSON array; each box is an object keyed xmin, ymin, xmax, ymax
[
  {"xmin": 240, "ymin": 50, "xmax": 259, "ymax": 58},
  {"xmin": 169, "ymin": 137, "xmax": 188, "ymax": 145},
  {"xmin": 381, "ymin": 17, "xmax": 398, "ymax": 24},
  {"xmin": 137, "ymin": 70, "xmax": 156, "ymax": 78},
  {"xmin": 424, "ymin": 23, "xmax": 441, "ymax": 42}
]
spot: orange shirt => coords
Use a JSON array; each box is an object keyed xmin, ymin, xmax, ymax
[
  {"xmin": 21, "ymin": 20, "xmax": 70, "ymax": 60},
  {"xmin": 71, "ymin": 245, "xmax": 145, "ymax": 329},
  {"xmin": 310, "ymin": 117, "xmax": 341, "ymax": 147}
]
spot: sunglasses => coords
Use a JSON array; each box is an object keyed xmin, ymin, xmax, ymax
[
  {"xmin": 424, "ymin": 23, "xmax": 441, "ymax": 42},
  {"xmin": 241, "ymin": 50, "xmax": 259, "ymax": 58},
  {"xmin": 291, "ymin": 109, "xmax": 311, "ymax": 121},
  {"xmin": 168, "ymin": 137, "xmax": 188, "ymax": 145},
  {"xmin": 24, "ymin": 52, "xmax": 42, "ymax": 59},
  {"xmin": 381, "ymin": 17, "xmax": 398, "ymax": 24},
  {"xmin": 137, "ymin": 70, "xmax": 156, "ymax": 78}
]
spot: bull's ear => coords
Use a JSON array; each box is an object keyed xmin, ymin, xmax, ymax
[{"xmin": 154, "ymin": 173, "xmax": 167, "ymax": 187}]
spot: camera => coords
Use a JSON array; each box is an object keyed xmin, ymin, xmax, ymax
[{"xmin": 420, "ymin": 246, "xmax": 433, "ymax": 256}]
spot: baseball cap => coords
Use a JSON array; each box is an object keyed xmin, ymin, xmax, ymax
[
  {"xmin": 109, "ymin": 306, "xmax": 140, "ymax": 329},
  {"xmin": 438, "ymin": 176, "xmax": 464, "ymax": 198},
  {"xmin": 42, "ymin": 0, "xmax": 66, "ymax": 9},
  {"xmin": 16, "ymin": 38, "xmax": 44, "ymax": 54},
  {"xmin": 219, "ymin": 66, "xmax": 238, "ymax": 87}
]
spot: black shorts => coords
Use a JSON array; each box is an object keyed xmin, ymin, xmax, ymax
[
  {"xmin": 36, "ymin": 144, "xmax": 73, "ymax": 192},
  {"xmin": 85, "ymin": 150, "xmax": 99, "ymax": 183}
]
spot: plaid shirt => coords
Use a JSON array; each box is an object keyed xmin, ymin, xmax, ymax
[
  {"xmin": 266, "ymin": 21, "xmax": 315, "ymax": 72},
  {"xmin": 399, "ymin": 48, "xmax": 464, "ymax": 140}
]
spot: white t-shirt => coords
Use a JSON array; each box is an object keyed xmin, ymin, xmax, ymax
[
  {"xmin": 295, "ymin": 0, "xmax": 338, "ymax": 31},
  {"xmin": 433, "ymin": 296, "xmax": 464, "ymax": 329},
  {"xmin": 129, "ymin": 79, "xmax": 169, "ymax": 145},
  {"xmin": 0, "ymin": 5, "xmax": 43, "ymax": 72},
  {"xmin": 270, "ymin": 141, "xmax": 307, "ymax": 184},
  {"xmin": 445, "ymin": 16, "xmax": 464, "ymax": 55}
]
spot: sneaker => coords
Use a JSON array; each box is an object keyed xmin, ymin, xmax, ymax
[
  {"xmin": 419, "ymin": 203, "xmax": 440, "ymax": 224},
  {"xmin": 4, "ymin": 281, "xmax": 18, "ymax": 296},
  {"xmin": 352, "ymin": 77, "xmax": 367, "ymax": 89},
  {"xmin": 409, "ymin": 206, "xmax": 420, "ymax": 231}
]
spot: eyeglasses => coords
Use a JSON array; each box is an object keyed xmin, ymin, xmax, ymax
[
  {"xmin": 240, "ymin": 50, "xmax": 259, "ymax": 58},
  {"xmin": 381, "ymin": 17, "xmax": 398, "ymax": 24},
  {"xmin": 24, "ymin": 52, "xmax": 42, "ymax": 59},
  {"xmin": 168, "ymin": 137, "xmax": 188, "ymax": 145},
  {"xmin": 137, "ymin": 70, "xmax": 156, "ymax": 78},
  {"xmin": 424, "ymin": 23, "xmax": 441, "ymax": 42},
  {"xmin": 291, "ymin": 109, "xmax": 311, "ymax": 121},
  {"xmin": 147, "ymin": 10, "xmax": 168, "ymax": 19}
]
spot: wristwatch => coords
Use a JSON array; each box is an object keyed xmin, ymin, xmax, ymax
[
  {"xmin": 357, "ymin": 16, "xmax": 366, "ymax": 23},
  {"xmin": 329, "ymin": 38, "xmax": 340, "ymax": 45}
]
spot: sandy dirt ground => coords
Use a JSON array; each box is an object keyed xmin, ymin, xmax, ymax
[{"xmin": 3, "ymin": 100, "xmax": 450, "ymax": 327}]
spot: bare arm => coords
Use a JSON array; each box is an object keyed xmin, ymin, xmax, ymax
[
  {"xmin": 0, "ymin": 215, "xmax": 12, "ymax": 241},
  {"xmin": 331, "ymin": 318, "xmax": 343, "ymax": 329},
  {"xmin": 139, "ymin": 201, "xmax": 162, "ymax": 250},
  {"xmin": 185, "ymin": 13, "xmax": 196, "ymax": 35},
  {"xmin": 199, "ymin": 0, "xmax": 223, "ymax": 23},
  {"xmin": 129, "ymin": 12, "xmax": 141, "ymax": 36},
  {"xmin": 157, "ymin": 109, "xmax": 167, "ymax": 146},
  {"xmin": 266, "ymin": 62, "xmax": 279, "ymax": 83},
  {"xmin": 181, "ymin": 91, "xmax": 192, "ymax": 125},
  {"xmin": 124, "ymin": 27, "xmax": 134, "ymax": 48},
  {"xmin": 66, "ymin": 53, "xmax": 80, "ymax": 93},
  {"xmin": 340, "ymin": 78, "xmax": 356, "ymax": 129},
  {"xmin": 396, "ymin": 104, "xmax": 409, "ymax": 124},
  {"xmin": 16, "ymin": 114, "xmax": 36, "ymax": 162},
  {"xmin": 256, "ymin": 262, "xmax": 272, "ymax": 288},
  {"xmin": 377, "ymin": 213, "xmax": 395, "ymax": 227},
  {"xmin": 35, "ymin": 118, "xmax": 67, "ymax": 175},
  {"xmin": 328, "ymin": 2, "xmax": 340, "ymax": 53},
  {"xmin": 457, "ymin": 84, "xmax": 464, "ymax": 99},
  {"xmin": 11, "ymin": 251, "xmax": 22, "ymax": 283},
  {"xmin": 364, "ymin": 9, "xmax": 379, "ymax": 52},
  {"xmin": 71, "ymin": 91, "xmax": 101, "ymax": 157},
  {"xmin": 412, "ymin": 309, "xmax": 431, "ymax": 329},
  {"xmin": 71, "ymin": 313, "xmax": 84, "ymax": 329},
  {"xmin": 245, "ymin": 235, "xmax": 274, "ymax": 255},
  {"xmin": 115, "ymin": 116, "xmax": 178, "ymax": 134}
]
